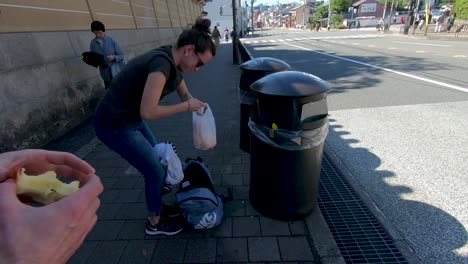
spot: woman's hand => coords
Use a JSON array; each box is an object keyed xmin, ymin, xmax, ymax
[
  {"xmin": 0, "ymin": 149, "xmax": 103, "ymax": 264},
  {"xmin": 187, "ymin": 98, "xmax": 207, "ymax": 112}
]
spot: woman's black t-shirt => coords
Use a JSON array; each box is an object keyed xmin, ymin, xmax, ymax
[{"xmin": 94, "ymin": 45, "xmax": 182, "ymax": 129}]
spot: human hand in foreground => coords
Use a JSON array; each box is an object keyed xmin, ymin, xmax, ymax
[
  {"xmin": 0, "ymin": 149, "xmax": 103, "ymax": 264},
  {"xmin": 187, "ymin": 98, "xmax": 207, "ymax": 112}
]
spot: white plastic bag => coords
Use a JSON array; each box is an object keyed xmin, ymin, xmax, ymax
[{"xmin": 193, "ymin": 104, "xmax": 217, "ymax": 150}]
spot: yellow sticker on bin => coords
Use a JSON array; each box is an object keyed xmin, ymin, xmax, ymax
[{"xmin": 269, "ymin": 123, "xmax": 278, "ymax": 138}]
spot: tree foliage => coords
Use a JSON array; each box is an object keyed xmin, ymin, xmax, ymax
[
  {"xmin": 375, "ymin": 0, "xmax": 410, "ymax": 11},
  {"xmin": 313, "ymin": 6, "xmax": 329, "ymax": 21},
  {"xmin": 332, "ymin": 0, "xmax": 352, "ymax": 13},
  {"xmin": 330, "ymin": 14, "xmax": 345, "ymax": 27},
  {"xmin": 454, "ymin": 0, "xmax": 467, "ymax": 19}
]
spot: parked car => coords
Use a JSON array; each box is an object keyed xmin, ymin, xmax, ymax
[
  {"xmin": 431, "ymin": 9, "xmax": 442, "ymax": 23},
  {"xmin": 418, "ymin": 10, "xmax": 432, "ymax": 22}
]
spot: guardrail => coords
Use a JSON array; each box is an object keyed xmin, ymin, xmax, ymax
[{"xmin": 238, "ymin": 40, "xmax": 253, "ymax": 63}]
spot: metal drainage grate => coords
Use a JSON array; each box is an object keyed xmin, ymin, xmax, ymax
[{"xmin": 318, "ymin": 153, "xmax": 408, "ymax": 264}]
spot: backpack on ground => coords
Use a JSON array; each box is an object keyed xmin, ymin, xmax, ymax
[{"xmin": 175, "ymin": 157, "xmax": 224, "ymax": 229}]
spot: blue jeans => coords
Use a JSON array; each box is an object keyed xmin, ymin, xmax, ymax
[{"xmin": 94, "ymin": 120, "xmax": 166, "ymax": 217}]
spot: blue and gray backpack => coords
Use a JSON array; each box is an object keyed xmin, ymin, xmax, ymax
[{"xmin": 175, "ymin": 158, "xmax": 224, "ymax": 229}]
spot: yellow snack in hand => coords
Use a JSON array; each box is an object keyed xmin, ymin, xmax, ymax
[{"xmin": 16, "ymin": 168, "xmax": 80, "ymax": 205}]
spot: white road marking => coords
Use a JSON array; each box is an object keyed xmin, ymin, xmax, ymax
[
  {"xmin": 282, "ymin": 42, "xmax": 468, "ymax": 93},
  {"xmin": 392, "ymin": 41, "xmax": 451, "ymax": 47}
]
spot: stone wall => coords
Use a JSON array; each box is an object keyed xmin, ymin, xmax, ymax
[{"xmin": 0, "ymin": 27, "xmax": 181, "ymax": 152}]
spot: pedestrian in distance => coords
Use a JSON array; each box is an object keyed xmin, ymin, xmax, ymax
[
  {"xmin": 435, "ymin": 13, "xmax": 445, "ymax": 33},
  {"xmin": 447, "ymin": 13, "xmax": 456, "ymax": 32},
  {"xmin": 90, "ymin": 21, "xmax": 125, "ymax": 89},
  {"xmin": 212, "ymin": 26, "xmax": 221, "ymax": 46},
  {"xmin": 419, "ymin": 13, "xmax": 426, "ymax": 30},
  {"xmin": 0, "ymin": 149, "xmax": 103, "ymax": 264},
  {"xmin": 93, "ymin": 18, "xmax": 216, "ymax": 236},
  {"xmin": 377, "ymin": 18, "xmax": 384, "ymax": 32},
  {"xmin": 356, "ymin": 20, "xmax": 361, "ymax": 30},
  {"xmin": 224, "ymin": 28, "xmax": 229, "ymax": 42}
]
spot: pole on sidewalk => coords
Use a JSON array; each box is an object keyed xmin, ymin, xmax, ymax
[
  {"xmin": 424, "ymin": 1, "xmax": 430, "ymax": 36},
  {"xmin": 403, "ymin": 0, "xmax": 415, "ymax": 34},
  {"xmin": 232, "ymin": 0, "xmax": 240, "ymax": 64},
  {"xmin": 251, "ymin": 0, "xmax": 255, "ymax": 36}
]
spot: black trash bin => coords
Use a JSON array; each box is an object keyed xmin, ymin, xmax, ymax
[
  {"xmin": 239, "ymin": 57, "xmax": 290, "ymax": 153},
  {"xmin": 248, "ymin": 71, "xmax": 330, "ymax": 221}
]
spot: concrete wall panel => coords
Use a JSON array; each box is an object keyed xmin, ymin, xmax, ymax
[
  {"xmin": 131, "ymin": 0, "xmax": 158, "ymax": 28},
  {"xmin": 87, "ymin": 0, "xmax": 136, "ymax": 29},
  {"xmin": 167, "ymin": 1, "xmax": 181, "ymax": 27},
  {"xmin": 0, "ymin": 1, "xmax": 92, "ymax": 32},
  {"xmin": 0, "ymin": 26, "xmax": 181, "ymax": 152},
  {"xmin": 153, "ymin": 0, "xmax": 172, "ymax": 28},
  {"xmin": 0, "ymin": 0, "xmax": 198, "ymax": 151}
]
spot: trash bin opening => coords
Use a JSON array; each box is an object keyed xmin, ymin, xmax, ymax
[
  {"xmin": 248, "ymin": 117, "xmax": 328, "ymax": 151},
  {"xmin": 238, "ymin": 89, "xmax": 256, "ymax": 105}
]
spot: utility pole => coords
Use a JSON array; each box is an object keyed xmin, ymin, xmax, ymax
[
  {"xmin": 403, "ymin": 0, "xmax": 416, "ymax": 34},
  {"xmin": 239, "ymin": 0, "xmax": 243, "ymax": 38},
  {"xmin": 302, "ymin": 0, "xmax": 305, "ymax": 27},
  {"xmin": 251, "ymin": 0, "xmax": 255, "ymax": 35},
  {"xmin": 389, "ymin": 0, "xmax": 395, "ymax": 26},
  {"xmin": 328, "ymin": 0, "xmax": 331, "ymax": 29},
  {"xmin": 232, "ymin": 0, "xmax": 240, "ymax": 64},
  {"xmin": 382, "ymin": 0, "xmax": 388, "ymax": 21},
  {"xmin": 424, "ymin": 1, "xmax": 430, "ymax": 36}
]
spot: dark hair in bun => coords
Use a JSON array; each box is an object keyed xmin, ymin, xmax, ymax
[
  {"xmin": 177, "ymin": 18, "xmax": 216, "ymax": 56},
  {"xmin": 193, "ymin": 18, "xmax": 211, "ymax": 34}
]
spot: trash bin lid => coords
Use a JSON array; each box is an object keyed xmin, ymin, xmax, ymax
[
  {"xmin": 240, "ymin": 57, "xmax": 290, "ymax": 72},
  {"xmin": 250, "ymin": 71, "xmax": 331, "ymax": 97}
]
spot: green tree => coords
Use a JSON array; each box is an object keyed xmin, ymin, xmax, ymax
[
  {"xmin": 330, "ymin": 13, "xmax": 345, "ymax": 27},
  {"xmin": 375, "ymin": 0, "xmax": 410, "ymax": 11},
  {"xmin": 332, "ymin": 0, "xmax": 352, "ymax": 13},
  {"xmin": 454, "ymin": 0, "xmax": 467, "ymax": 19},
  {"xmin": 313, "ymin": 5, "xmax": 329, "ymax": 21}
]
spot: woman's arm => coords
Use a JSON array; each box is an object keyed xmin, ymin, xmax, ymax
[
  {"xmin": 177, "ymin": 80, "xmax": 207, "ymax": 111},
  {"xmin": 140, "ymin": 72, "xmax": 189, "ymax": 120},
  {"xmin": 140, "ymin": 73, "xmax": 208, "ymax": 120},
  {"xmin": 176, "ymin": 80, "xmax": 193, "ymax": 102}
]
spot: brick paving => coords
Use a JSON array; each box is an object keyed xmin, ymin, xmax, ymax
[{"xmin": 66, "ymin": 44, "xmax": 322, "ymax": 264}]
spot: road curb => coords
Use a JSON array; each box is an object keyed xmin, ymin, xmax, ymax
[{"xmin": 305, "ymin": 207, "xmax": 346, "ymax": 264}]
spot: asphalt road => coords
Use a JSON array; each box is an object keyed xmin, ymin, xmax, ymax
[{"xmin": 242, "ymin": 28, "xmax": 468, "ymax": 264}]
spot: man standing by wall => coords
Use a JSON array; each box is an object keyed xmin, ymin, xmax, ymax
[{"xmin": 90, "ymin": 21, "xmax": 125, "ymax": 89}]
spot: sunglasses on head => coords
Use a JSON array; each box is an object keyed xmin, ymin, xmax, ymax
[{"xmin": 195, "ymin": 53, "xmax": 204, "ymax": 68}]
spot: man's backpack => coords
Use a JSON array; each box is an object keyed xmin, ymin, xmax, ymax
[{"xmin": 175, "ymin": 158, "xmax": 224, "ymax": 229}]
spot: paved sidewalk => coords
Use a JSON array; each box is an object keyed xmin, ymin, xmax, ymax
[{"xmin": 67, "ymin": 43, "xmax": 339, "ymax": 264}]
